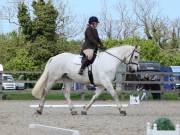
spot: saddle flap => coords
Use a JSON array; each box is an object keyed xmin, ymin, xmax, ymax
[{"xmin": 73, "ymin": 55, "xmax": 83, "ymax": 65}]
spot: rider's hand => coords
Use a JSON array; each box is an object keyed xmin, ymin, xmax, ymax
[{"xmin": 99, "ymin": 46, "xmax": 107, "ymax": 51}]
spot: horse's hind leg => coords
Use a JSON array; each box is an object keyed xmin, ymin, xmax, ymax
[
  {"xmin": 63, "ymin": 82, "xmax": 78, "ymax": 115},
  {"xmin": 36, "ymin": 80, "xmax": 54, "ymax": 115},
  {"xmin": 36, "ymin": 90, "xmax": 47, "ymax": 115},
  {"xmin": 81, "ymin": 87, "xmax": 103, "ymax": 115}
]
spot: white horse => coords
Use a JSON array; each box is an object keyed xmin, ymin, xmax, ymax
[{"xmin": 32, "ymin": 45, "xmax": 140, "ymax": 115}]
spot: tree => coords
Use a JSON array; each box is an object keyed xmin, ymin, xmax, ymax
[
  {"xmin": 115, "ymin": 1, "xmax": 139, "ymax": 39},
  {"xmin": 171, "ymin": 18, "xmax": 180, "ymax": 48},
  {"xmin": 132, "ymin": 0, "xmax": 172, "ymax": 48},
  {"xmin": 132, "ymin": 0, "xmax": 157, "ymax": 40},
  {"xmin": 54, "ymin": 0, "xmax": 81, "ymax": 39},
  {"xmin": 27, "ymin": 36, "xmax": 62, "ymax": 69},
  {"xmin": 32, "ymin": 0, "xmax": 58, "ymax": 41},
  {"xmin": 99, "ymin": 0, "xmax": 113, "ymax": 39},
  {"xmin": 5, "ymin": 48, "xmax": 37, "ymax": 71},
  {"xmin": 17, "ymin": 2, "xmax": 32, "ymax": 41},
  {"xmin": 0, "ymin": 31, "xmax": 27, "ymax": 68},
  {"xmin": 18, "ymin": 0, "xmax": 58, "ymax": 42},
  {"xmin": 104, "ymin": 37, "xmax": 160, "ymax": 61},
  {"xmin": 0, "ymin": 0, "xmax": 20, "ymax": 25},
  {"xmin": 17, "ymin": 0, "xmax": 59, "ymax": 68}
]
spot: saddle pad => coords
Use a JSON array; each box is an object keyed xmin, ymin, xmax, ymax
[{"xmin": 73, "ymin": 55, "xmax": 82, "ymax": 65}]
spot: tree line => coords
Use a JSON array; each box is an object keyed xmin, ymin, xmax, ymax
[{"xmin": 0, "ymin": 0, "xmax": 179, "ymax": 71}]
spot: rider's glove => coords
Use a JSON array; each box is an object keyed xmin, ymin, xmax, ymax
[{"xmin": 99, "ymin": 46, "xmax": 107, "ymax": 51}]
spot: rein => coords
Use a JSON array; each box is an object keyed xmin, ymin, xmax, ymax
[
  {"xmin": 104, "ymin": 47, "xmax": 139, "ymax": 65},
  {"xmin": 104, "ymin": 51, "xmax": 126, "ymax": 64}
]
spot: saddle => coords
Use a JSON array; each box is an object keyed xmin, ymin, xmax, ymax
[
  {"xmin": 73, "ymin": 55, "xmax": 96, "ymax": 90},
  {"xmin": 82, "ymin": 54, "xmax": 96, "ymax": 90}
]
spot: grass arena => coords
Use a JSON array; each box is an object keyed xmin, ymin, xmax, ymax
[{"xmin": 0, "ymin": 100, "xmax": 180, "ymax": 135}]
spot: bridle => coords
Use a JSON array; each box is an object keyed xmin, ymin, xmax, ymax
[{"xmin": 104, "ymin": 46, "xmax": 139, "ymax": 66}]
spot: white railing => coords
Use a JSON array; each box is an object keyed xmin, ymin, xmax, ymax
[
  {"xmin": 146, "ymin": 123, "xmax": 180, "ymax": 135},
  {"xmin": 29, "ymin": 124, "xmax": 80, "ymax": 135}
]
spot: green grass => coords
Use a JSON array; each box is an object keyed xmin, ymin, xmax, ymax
[
  {"xmin": 3, "ymin": 91, "xmax": 65, "ymax": 100},
  {"xmin": 1, "ymin": 90, "xmax": 180, "ymax": 100},
  {"xmin": 161, "ymin": 92, "xmax": 180, "ymax": 100}
]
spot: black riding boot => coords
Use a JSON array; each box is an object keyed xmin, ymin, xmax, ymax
[
  {"xmin": 78, "ymin": 59, "xmax": 90, "ymax": 75},
  {"xmin": 87, "ymin": 70, "xmax": 96, "ymax": 90}
]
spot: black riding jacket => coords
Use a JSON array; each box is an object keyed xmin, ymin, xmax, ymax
[{"xmin": 81, "ymin": 25, "xmax": 103, "ymax": 51}]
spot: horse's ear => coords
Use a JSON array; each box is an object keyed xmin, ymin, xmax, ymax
[
  {"xmin": 138, "ymin": 46, "xmax": 140, "ymax": 51},
  {"xmin": 135, "ymin": 45, "xmax": 140, "ymax": 51}
]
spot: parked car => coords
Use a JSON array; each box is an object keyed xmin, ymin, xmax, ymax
[
  {"xmin": 2, "ymin": 74, "xmax": 16, "ymax": 90},
  {"xmin": 170, "ymin": 66, "xmax": 180, "ymax": 90},
  {"xmin": 173, "ymin": 76, "xmax": 180, "ymax": 89},
  {"xmin": 15, "ymin": 82, "xmax": 25, "ymax": 90},
  {"xmin": 15, "ymin": 75, "xmax": 25, "ymax": 90}
]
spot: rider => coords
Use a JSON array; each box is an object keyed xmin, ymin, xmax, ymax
[{"xmin": 78, "ymin": 16, "xmax": 105, "ymax": 75}]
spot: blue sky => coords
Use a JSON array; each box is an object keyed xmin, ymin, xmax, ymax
[
  {"xmin": 69, "ymin": 0, "xmax": 180, "ymax": 19},
  {"xmin": 0, "ymin": 0, "xmax": 180, "ymax": 33}
]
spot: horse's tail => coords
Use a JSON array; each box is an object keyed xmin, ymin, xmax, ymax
[{"xmin": 32, "ymin": 58, "xmax": 52, "ymax": 99}]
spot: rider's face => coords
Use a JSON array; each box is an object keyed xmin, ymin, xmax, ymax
[{"xmin": 91, "ymin": 22, "xmax": 98, "ymax": 29}]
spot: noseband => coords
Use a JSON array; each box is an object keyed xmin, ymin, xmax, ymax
[{"xmin": 104, "ymin": 47, "xmax": 139, "ymax": 66}]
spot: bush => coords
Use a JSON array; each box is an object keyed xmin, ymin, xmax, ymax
[{"xmin": 153, "ymin": 117, "xmax": 175, "ymax": 130}]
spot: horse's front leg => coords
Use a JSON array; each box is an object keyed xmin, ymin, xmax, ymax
[
  {"xmin": 81, "ymin": 87, "xmax": 103, "ymax": 115},
  {"xmin": 63, "ymin": 82, "xmax": 78, "ymax": 115},
  {"xmin": 102, "ymin": 78, "xmax": 127, "ymax": 116}
]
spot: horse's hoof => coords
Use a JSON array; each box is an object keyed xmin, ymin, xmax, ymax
[
  {"xmin": 36, "ymin": 110, "xmax": 42, "ymax": 115},
  {"xmin": 81, "ymin": 110, "xmax": 87, "ymax": 115},
  {"xmin": 71, "ymin": 110, "xmax": 78, "ymax": 115},
  {"xmin": 120, "ymin": 110, "xmax": 126, "ymax": 116}
]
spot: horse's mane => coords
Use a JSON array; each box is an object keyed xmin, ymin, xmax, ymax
[{"xmin": 105, "ymin": 44, "xmax": 134, "ymax": 52}]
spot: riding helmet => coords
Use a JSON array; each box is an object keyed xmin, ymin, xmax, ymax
[{"xmin": 88, "ymin": 16, "xmax": 100, "ymax": 24}]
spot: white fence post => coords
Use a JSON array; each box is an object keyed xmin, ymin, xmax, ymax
[
  {"xmin": 146, "ymin": 122, "xmax": 151, "ymax": 135},
  {"xmin": 176, "ymin": 124, "xmax": 180, "ymax": 135},
  {"xmin": 0, "ymin": 70, "xmax": 3, "ymax": 100}
]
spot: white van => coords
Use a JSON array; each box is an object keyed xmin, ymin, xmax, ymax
[
  {"xmin": 2, "ymin": 74, "xmax": 16, "ymax": 90},
  {"xmin": 171, "ymin": 66, "xmax": 180, "ymax": 89},
  {"xmin": 0, "ymin": 64, "xmax": 3, "ymax": 71}
]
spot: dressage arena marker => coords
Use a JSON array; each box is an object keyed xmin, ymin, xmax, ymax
[
  {"xmin": 30, "ymin": 104, "xmax": 128, "ymax": 108},
  {"xmin": 129, "ymin": 95, "xmax": 140, "ymax": 105},
  {"xmin": 29, "ymin": 124, "xmax": 80, "ymax": 135}
]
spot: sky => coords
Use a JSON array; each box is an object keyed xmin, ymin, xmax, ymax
[
  {"xmin": 67, "ymin": 0, "xmax": 180, "ymax": 19},
  {"xmin": 0, "ymin": 0, "xmax": 180, "ymax": 34}
]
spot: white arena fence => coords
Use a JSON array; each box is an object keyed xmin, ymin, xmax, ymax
[
  {"xmin": 146, "ymin": 123, "xmax": 180, "ymax": 135},
  {"xmin": 0, "ymin": 71, "xmax": 180, "ymax": 99},
  {"xmin": 29, "ymin": 124, "xmax": 80, "ymax": 135},
  {"xmin": 30, "ymin": 104, "xmax": 129, "ymax": 108}
]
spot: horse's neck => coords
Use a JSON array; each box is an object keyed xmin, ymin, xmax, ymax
[
  {"xmin": 108, "ymin": 47, "xmax": 127, "ymax": 58},
  {"xmin": 96, "ymin": 47, "xmax": 129, "ymax": 77}
]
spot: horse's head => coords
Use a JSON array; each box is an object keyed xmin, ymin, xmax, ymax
[
  {"xmin": 103, "ymin": 45, "xmax": 140, "ymax": 73},
  {"xmin": 125, "ymin": 45, "xmax": 140, "ymax": 72}
]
